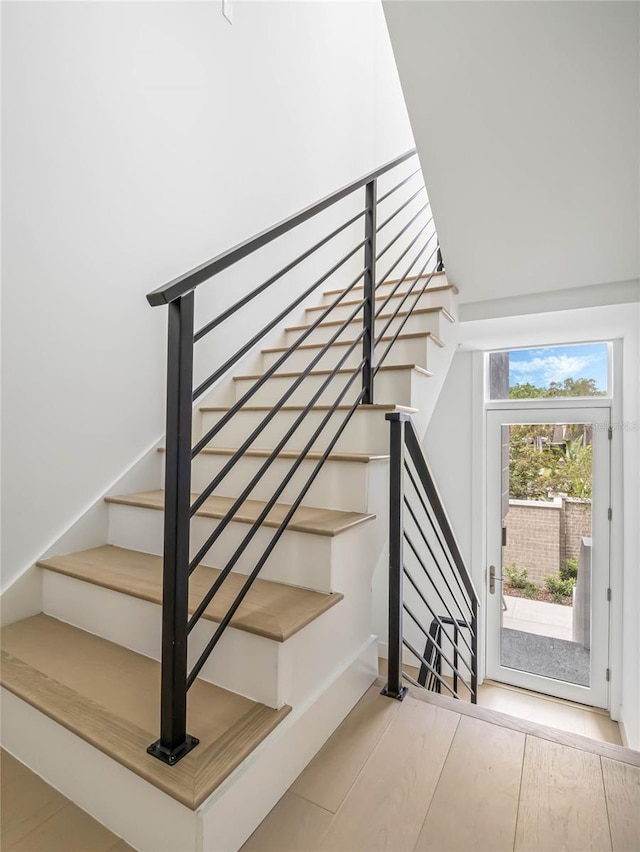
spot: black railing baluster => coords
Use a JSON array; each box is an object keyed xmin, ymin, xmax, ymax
[
  {"xmin": 453, "ymin": 623, "xmax": 459, "ymax": 695},
  {"xmin": 147, "ymin": 293, "xmax": 199, "ymax": 765},
  {"xmin": 471, "ymin": 604, "xmax": 478, "ymax": 703},
  {"xmin": 381, "ymin": 412, "xmax": 409, "ymax": 701},
  {"xmin": 362, "ymin": 179, "xmax": 377, "ymax": 404}
]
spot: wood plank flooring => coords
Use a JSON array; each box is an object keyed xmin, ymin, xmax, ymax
[
  {"xmin": 242, "ymin": 681, "xmax": 640, "ymax": 852},
  {"xmin": 415, "ymin": 715, "xmax": 525, "ymax": 852},
  {"xmin": 3, "ymin": 678, "xmax": 639, "ymax": 851},
  {"xmin": 1, "ymin": 749, "xmax": 133, "ymax": 851}
]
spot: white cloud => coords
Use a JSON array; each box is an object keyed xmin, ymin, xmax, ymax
[{"xmin": 510, "ymin": 354, "xmax": 598, "ymax": 385}]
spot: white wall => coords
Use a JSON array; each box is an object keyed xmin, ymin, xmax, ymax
[
  {"xmin": 421, "ymin": 351, "xmax": 474, "ymax": 569},
  {"xmin": 383, "ymin": 0, "xmax": 640, "ymax": 303},
  {"xmin": 1, "ymin": 1, "xmax": 415, "ymax": 591},
  {"xmin": 425, "ymin": 303, "xmax": 640, "ymax": 747}
]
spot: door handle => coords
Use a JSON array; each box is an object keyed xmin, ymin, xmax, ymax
[{"xmin": 489, "ymin": 565, "xmax": 503, "ymax": 594}]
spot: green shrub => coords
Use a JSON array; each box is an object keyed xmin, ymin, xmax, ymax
[
  {"xmin": 504, "ymin": 563, "xmax": 528, "ymax": 587},
  {"xmin": 561, "ymin": 556, "xmax": 579, "ymax": 582},
  {"xmin": 504, "ymin": 564, "xmax": 538, "ymax": 598},
  {"xmin": 544, "ymin": 574, "xmax": 575, "ymax": 603}
]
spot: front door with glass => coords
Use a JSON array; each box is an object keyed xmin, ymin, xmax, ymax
[{"xmin": 486, "ymin": 406, "xmax": 611, "ymax": 707}]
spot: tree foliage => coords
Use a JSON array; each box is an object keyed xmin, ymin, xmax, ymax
[
  {"xmin": 509, "ymin": 377, "xmax": 605, "ymax": 400},
  {"xmin": 509, "ymin": 428, "xmax": 593, "ymax": 499},
  {"xmin": 506, "ymin": 375, "xmax": 599, "ymax": 499}
]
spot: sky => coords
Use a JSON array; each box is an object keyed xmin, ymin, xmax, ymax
[{"xmin": 508, "ymin": 343, "xmax": 609, "ymax": 392}]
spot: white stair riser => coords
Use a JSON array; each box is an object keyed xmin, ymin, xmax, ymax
[
  {"xmin": 277, "ymin": 555, "xmax": 376, "ymax": 708},
  {"xmin": 321, "ymin": 275, "xmax": 448, "ymax": 303},
  {"xmin": 284, "ymin": 309, "xmax": 445, "ymax": 347},
  {"xmin": 313, "ymin": 288, "xmax": 455, "ymax": 321},
  {"xmin": 42, "ymin": 552, "xmax": 374, "ymax": 711},
  {"xmin": 41, "ymin": 570, "xmax": 282, "ymax": 707},
  {"xmin": 166, "ymin": 452, "xmax": 376, "ymax": 514},
  {"xmin": 200, "ymin": 406, "xmax": 400, "ymax": 455},
  {"xmin": 0, "ymin": 689, "xmax": 199, "ymax": 852},
  {"xmin": 107, "ymin": 502, "xmax": 370, "ymax": 593},
  {"xmin": 232, "ymin": 366, "xmax": 418, "ymax": 408},
  {"xmin": 261, "ymin": 334, "xmax": 436, "ymax": 373}
]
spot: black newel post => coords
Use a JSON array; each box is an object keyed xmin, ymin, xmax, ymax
[
  {"xmin": 148, "ymin": 291, "xmax": 200, "ymax": 765},
  {"xmin": 382, "ymin": 412, "xmax": 408, "ymax": 701}
]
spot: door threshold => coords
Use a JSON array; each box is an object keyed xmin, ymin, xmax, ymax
[
  {"xmin": 479, "ymin": 680, "xmax": 621, "ymax": 746},
  {"xmin": 482, "ymin": 679, "xmax": 609, "ymax": 714}
]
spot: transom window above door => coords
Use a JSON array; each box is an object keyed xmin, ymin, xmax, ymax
[{"xmin": 487, "ymin": 342, "xmax": 611, "ymax": 401}]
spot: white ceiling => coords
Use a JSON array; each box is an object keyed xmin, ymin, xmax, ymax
[{"xmin": 383, "ymin": 1, "xmax": 640, "ymax": 305}]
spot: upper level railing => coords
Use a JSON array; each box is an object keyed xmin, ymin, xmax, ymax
[
  {"xmin": 382, "ymin": 413, "xmax": 479, "ymax": 703},
  {"xmin": 145, "ymin": 149, "xmax": 442, "ymax": 765}
]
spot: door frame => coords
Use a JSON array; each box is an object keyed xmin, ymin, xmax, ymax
[{"xmin": 485, "ymin": 401, "xmax": 612, "ymax": 708}]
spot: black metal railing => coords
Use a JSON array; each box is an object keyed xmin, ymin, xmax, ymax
[
  {"xmin": 145, "ymin": 149, "xmax": 443, "ymax": 764},
  {"xmin": 382, "ymin": 413, "xmax": 478, "ymax": 703}
]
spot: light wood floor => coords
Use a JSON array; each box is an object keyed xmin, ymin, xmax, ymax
[
  {"xmin": 242, "ymin": 680, "xmax": 640, "ymax": 852},
  {"xmin": 479, "ymin": 680, "xmax": 623, "ymax": 745},
  {"xmin": 1, "ymin": 750, "xmax": 133, "ymax": 851},
  {"xmin": 3, "ymin": 681, "xmax": 639, "ymax": 851},
  {"xmin": 377, "ymin": 659, "xmax": 623, "ymax": 746}
]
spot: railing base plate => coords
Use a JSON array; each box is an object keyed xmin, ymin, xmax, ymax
[
  {"xmin": 380, "ymin": 684, "xmax": 408, "ymax": 701},
  {"xmin": 147, "ymin": 735, "xmax": 200, "ymax": 766}
]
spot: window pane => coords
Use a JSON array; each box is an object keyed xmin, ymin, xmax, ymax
[{"xmin": 488, "ymin": 343, "xmax": 609, "ymax": 400}]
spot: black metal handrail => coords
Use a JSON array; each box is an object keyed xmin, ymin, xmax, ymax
[
  {"xmin": 146, "ymin": 149, "xmax": 417, "ymax": 307},
  {"xmin": 145, "ymin": 148, "xmax": 443, "ymax": 765},
  {"xmin": 382, "ymin": 413, "xmax": 479, "ymax": 704}
]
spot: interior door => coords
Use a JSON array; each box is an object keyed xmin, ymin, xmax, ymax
[{"xmin": 486, "ymin": 405, "xmax": 611, "ymax": 707}]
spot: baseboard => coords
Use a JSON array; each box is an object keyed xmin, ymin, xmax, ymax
[
  {"xmin": 0, "ymin": 565, "xmax": 43, "ymax": 628},
  {"xmin": 618, "ymin": 715, "xmax": 630, "ymax": 749}
]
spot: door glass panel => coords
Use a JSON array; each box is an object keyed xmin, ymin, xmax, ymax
[{"xmin": 500, "ymin": 422, "xmax": 593, "ymax": 686}]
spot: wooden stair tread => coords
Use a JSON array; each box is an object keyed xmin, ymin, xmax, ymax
[
  {"xmin": 159, "ymin": 446, "xmax": 390, "ymax": 464},
  {"xmin": 105, "ymin": 490, "xmax": 375, "ymax": 537},
  {"xmin": 262, "ymin": 330, "xmax": 444, "ymax": 355},
  {"xmin": 38, "ymin": 546, "xmax": 343, "ymax": 642},
  {"xmin": 285, "ymin": 305, "xmax": 455, "ymax": 334},
  {"xmin": 322, "ymin": 275, "xmax": 456, "ymax": 297},
  {"xmin": 0, "ymin": 615, "xmax": 291, "ymax": 809},
  {"xmin": 232, "ymin": 364, "xmax": 432, "ymax": 382}
]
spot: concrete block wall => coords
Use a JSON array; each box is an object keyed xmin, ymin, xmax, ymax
[
  {"xmin": 503, "ymin": 497, "xmax": 592, "ymax": 585},
  {"xmin": 561, "ymin": 499, "xmax": 592, "ymax": 567}
]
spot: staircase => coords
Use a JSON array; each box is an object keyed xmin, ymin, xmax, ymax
[{"xmin": 0, "ymin": 153, "xmax": 462, "ymax": 851}]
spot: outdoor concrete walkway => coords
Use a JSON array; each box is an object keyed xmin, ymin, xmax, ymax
[{"xmin": 503, "ymin": 595, "xmax": 572, "ymax": 641}]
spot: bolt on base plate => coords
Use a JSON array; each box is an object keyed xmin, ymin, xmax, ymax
[
  {"xmin": 147, "ymin": 735, "xmax": 200, "ymax": 766},
  {"xmin": 380, "ymin": 684, "xmax": 408, "ymax": 701}
]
